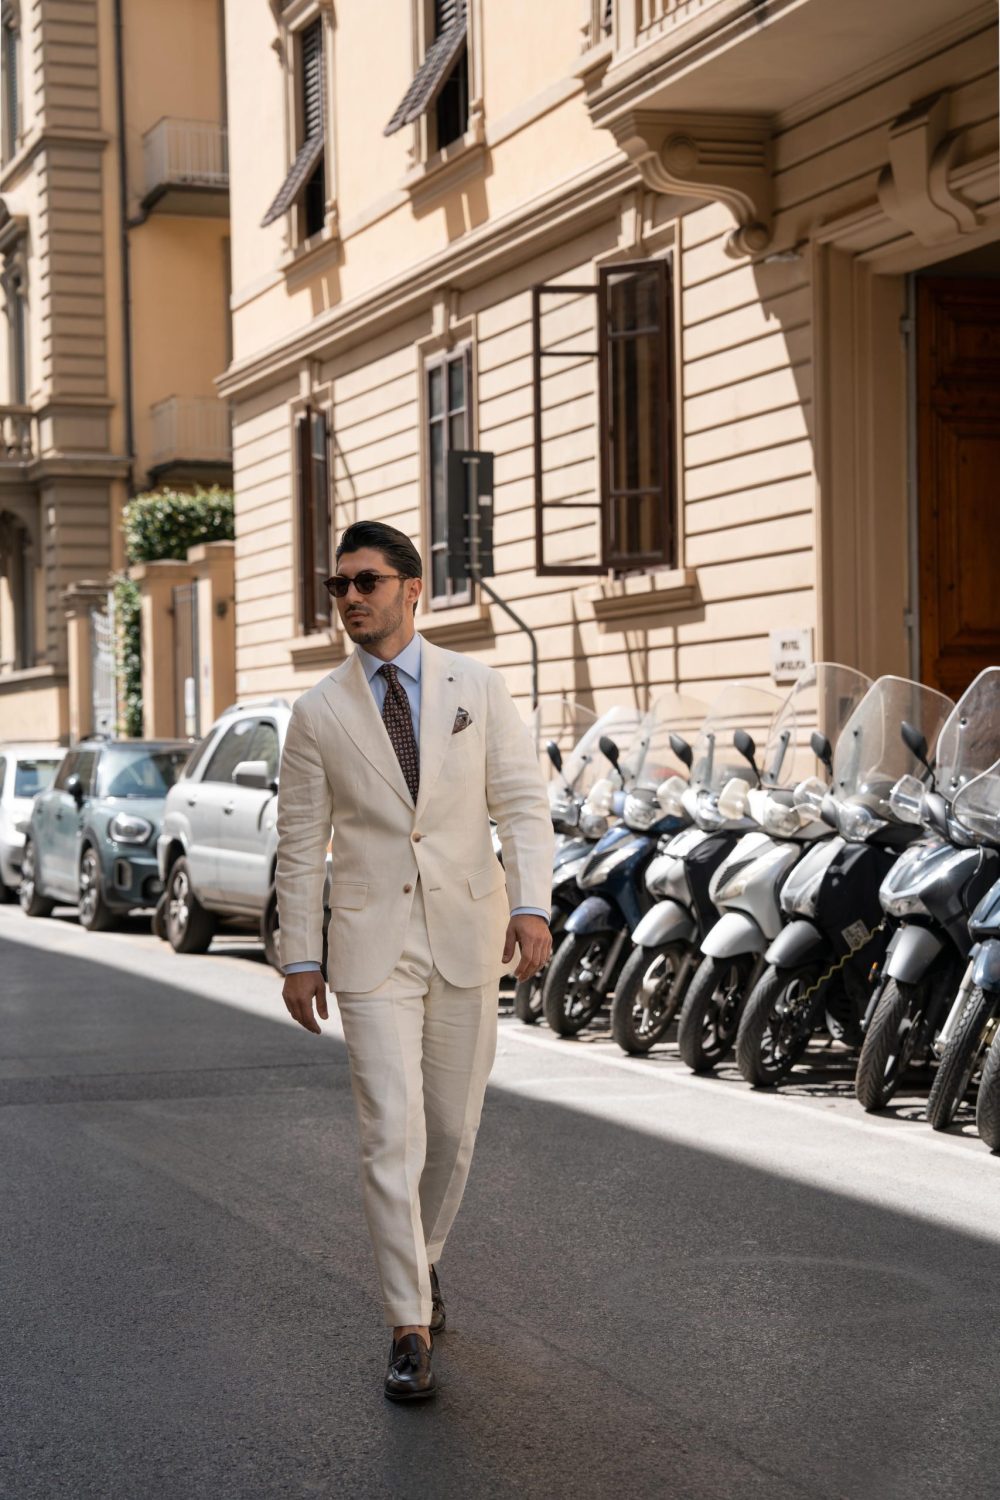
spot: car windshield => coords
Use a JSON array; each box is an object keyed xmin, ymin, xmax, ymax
[
  {"xmin": 97, "ymin": 746, "xmax": 189, "ymax": 799},
  {"xmin": 13, "ymin": 759, "xmax": 60, "ymax": 798},
  {"xmin": 689, "ymin": 683, "xmax": 787, "ymax": 794},
  {"xmin": 831, "ymin": 676, "xmax": 954, "ymax": 816},
  {"xmin": 762, "ymin": 664, "xmax": 873, "ymax": 788},
  {"xmin": 933, "ymin": 667, "xmax": 1000, "ymax": 801}
]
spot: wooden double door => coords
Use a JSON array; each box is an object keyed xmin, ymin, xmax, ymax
[{"xmin": 917, "ymin": 276, "xmax": 1000, "ymax": 699}]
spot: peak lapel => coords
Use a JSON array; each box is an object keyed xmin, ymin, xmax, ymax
[
  {"xmin": 319, "ymin": 651, "xmax": 414, "ymax": 809},
  {"xmin": 415, "ymin": 641, "xmax": 463, "ymax": 820}
]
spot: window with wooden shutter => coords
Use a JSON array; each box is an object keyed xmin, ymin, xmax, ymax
[
  {"xmin": 295, "ymin": 407, "xmax": 332, "ymax": 634},
  {"xmin": 261, "ymin": 19, "xmax": 326, "ymax": 236},
  {"xmin": 427, "ymin": 345, "xmax": 473, "ymax": 606},
  {"xmin": 532, "ymin": 259, "xmax": 676, "ymax": 577},
  {"xmin": 384, "ymin": 0, "xmax": 468, "ymax": 148}
]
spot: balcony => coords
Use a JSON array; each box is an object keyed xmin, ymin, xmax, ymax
[
  {"xmin": 141, "ymin": 118, "xmax": 229, "ymax": 216},
  {"xmin": 0, "ymin": 406, "xmax": 34, "ymax": 466},
  {"xmin": 149, "ymin": 397, "xmax": 232, "ymax": 484}
]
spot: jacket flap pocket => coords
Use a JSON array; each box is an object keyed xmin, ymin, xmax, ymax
[
  {"xmin": 467, "ymin": 862, "xmax": 505, "ymax": 901},
  {"xmin": 328, "ymin": 881, "xmax": 368, "ymax": 910}
]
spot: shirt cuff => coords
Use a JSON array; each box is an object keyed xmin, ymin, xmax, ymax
[
  {"xmin": 283, "ymin": 960, "xmax": 322, "ymax": 974},
  {"xmin": 510, "ymin": 906, "xmax": 550, "ymax": 922}
]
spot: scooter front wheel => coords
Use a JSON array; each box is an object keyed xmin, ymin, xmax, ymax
[
  {"xmin": 542, "ymin": 931, "xmax": 611, "ymax": 1038},
  {"xmin": 676, "ymin": 954, "xmax": 754, "ymax": 1073},
  {"xmin": 736, "ymin": 964, "xmax": 821, "ymax": 1087},
  {"xmin": 926, "ymin": 986, "xmax": 995, "ymax": 1131},
  {"xmin": 975, "ymin": 1028, "xmax": 1000, "ymax": 1151},
  {"xmin": 855, "ymin": 977, "xmax": 921, "ymax": 1113},
  {"xmin": 611, "ymin": 941, "xmax": 689, "ymax": 1055}
]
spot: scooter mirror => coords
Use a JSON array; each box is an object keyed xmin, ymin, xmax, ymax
[
  {"xmin": 733, "ymin": 730, "xmax": 759, "ymax": 783},
  {"xmin": 545, "ymin": 740, "xmax": 563, "ymax": 773},
  {"xmin": 810, "ymin": 730, "xmax": 833, "ymax": 774},
  {"xmin": 900, "ymin": 719, "xmax": 930, "ymax": 769},
  {"xmin": 599, "ymin": 735, "xmax": 620, "ymax": 768},
  {"xmin": 668, "ymin": 732, "xmax": 693, "ymax": 770}
]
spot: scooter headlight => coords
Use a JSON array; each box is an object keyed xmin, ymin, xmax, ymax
[
  {"xmin": 656, "ymin": 775, "xmax": 687, "ymax": 817},
  {"xmin": 888, "ymin": 774, "xmax": 925, "ymax": 826},
  {"xmin": 717, "ymin": 777, "xmax": 750, "ymax": 821},
  {"xmin": 760, "ymin": 797, "xmax": 802, "ymax": 838},
  {"xmin": 793, "ymin": 776, "xmax": 827, "ymax": 815},
  {"xmin": 578, "ymin": 843, "xmax": 638, "ymax": 890},
  {"xmin": 838, "ymin": 803, "xmax": 887, "ymax": 842},
  {"xmin": 624, "ymin": 791, "xmax": 659, "ymax": 830},
  {"xmin": 579, "ymin": 811, "xmax": 609, "ymax": 839},
  {"xmin": 584, "ymin": 778, "xmax": 615, "ymax": 818}
]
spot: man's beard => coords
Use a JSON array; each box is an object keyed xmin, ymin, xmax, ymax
[{"xmin": 344, "ymin": 591, "xmax": 405, "ymax": 645}]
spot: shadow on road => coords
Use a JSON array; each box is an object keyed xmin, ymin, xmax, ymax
[{"xmin": 1, "ymin": 929, "xmax": 996, "ymax": 1500}]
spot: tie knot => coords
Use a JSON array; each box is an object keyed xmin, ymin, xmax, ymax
[{"xmin": 378, "ymin": 663, "xmax": 398, "ymax": 683}]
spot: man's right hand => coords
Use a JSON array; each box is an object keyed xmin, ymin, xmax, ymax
[{"xmin": 282, "ymin": 970, "xmax": 329, "ymax": 1035}]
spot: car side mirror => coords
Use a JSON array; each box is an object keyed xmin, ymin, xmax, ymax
[
  {"xmin": 669, "ymin": 732, "xmax": 693, "ymax": 769},
  {"xmin": 65, "ymin": 773, "xmax": 84, "ymax": 807},
  {"xmin": 233, "ymin": 759, "xmax": 277, "ymax": 792}
]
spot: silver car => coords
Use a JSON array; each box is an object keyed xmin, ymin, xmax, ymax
[
  {"xmin": 157, "ymin": 699, "xmax": 305, "ymax": 969},
  {"xmin": 0, "ymin": 743, "xmax": 62, "ymax": 899}
]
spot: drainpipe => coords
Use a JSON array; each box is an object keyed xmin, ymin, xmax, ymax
[{"xmin": 112, "ymin": 0, "xmax": 136, "ymax": 495}]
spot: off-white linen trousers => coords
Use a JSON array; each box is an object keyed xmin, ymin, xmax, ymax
[{"xmin": 335, "ymin": 879, "xmax": 500, "ymax": 1326}]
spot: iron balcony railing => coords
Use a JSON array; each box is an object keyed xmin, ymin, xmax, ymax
[
  {"xmin": 151, "ymin": 397, "xmax": 233, "ymax": 468},
  {"xmin": 0, "ymin": 405, "xmax": 34, "ymax": 461},
  {"xmin": 142, "ymin": 118, "xmax": 229, "ymax": 198}
]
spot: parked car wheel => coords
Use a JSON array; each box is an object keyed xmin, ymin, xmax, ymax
[
  {"xmin": 78, "ymin": 845, "xmax": 117, "ymax": 932},
  {"xmin": 165, "ymin": 857, "xmax": 215, "ymax": 954},
  {"xmin": 18, "ymin": 839, "xmax": 55, "ymax": 919},
  {"xmin": 262, "ymin": 884, "xmax": 281, "ymax": 972}
]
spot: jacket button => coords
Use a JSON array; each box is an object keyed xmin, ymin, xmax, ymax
[
  {"xmin": 403, "ymin": 883, "xmax": 412, "ymax": 894},
  {"xmin": 412, "ymin": 832, "xmax": 422, "ymax": 842}
]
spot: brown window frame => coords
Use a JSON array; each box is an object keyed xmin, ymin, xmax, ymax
[
  {"xmin": 532, "ymin": 257, "xmax": 676, "ymax": 578},
  {"xmin": 426, "ymin": 343, "xmax": 474, "ymax": 609},
  {"xmin": 295, "ymin": 406, "xmax": 332, "ymax": 635}
]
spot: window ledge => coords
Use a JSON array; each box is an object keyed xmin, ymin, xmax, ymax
[
  {"xmin": 279, "ymin": 218, "xmax": 340, "ymax": 277},
  {"xmin": 582, "ymin": 567, "xmax": 700, "ymax": 630},
  {"xmin": 417, "ymin": 597, "xmax": 493, "ymax": 645},
  {"xmin": 287, "ymin": 630, "xmax": 347, "ymax": 669},
  {"xmin": 0, "ymin": 663, "xmax": 67, "ymax": 691},
  {"xmin": 403, "ymin": 134, "xmax": 486, "ymax": 208}
]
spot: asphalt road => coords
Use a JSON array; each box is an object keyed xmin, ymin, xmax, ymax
[{"xmin": 3, "ymin": 902, "xmax": 1000, "ymax": 1500}]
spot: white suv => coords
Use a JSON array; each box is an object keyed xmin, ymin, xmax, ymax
[{"xmin": 157, "ymin": 699, "xmax": 326, "ymax": 969}]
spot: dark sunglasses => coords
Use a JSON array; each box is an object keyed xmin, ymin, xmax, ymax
[{"xmin": 324, "ymin": 570, "xmax": 407, "ymax": 599}]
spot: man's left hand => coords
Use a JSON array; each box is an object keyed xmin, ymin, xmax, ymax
[{"xmin": 503, "ymin": 914, "xmax": 552, "ymax": 981}]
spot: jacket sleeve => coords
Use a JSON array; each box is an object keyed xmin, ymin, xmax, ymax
[
  {"xmin": 275, "ymin": 696, "xmax": 333, "ymax": 969},
  {"xmin": 483, "ymin": 670, "xmax": 554, "ymax": 917}
]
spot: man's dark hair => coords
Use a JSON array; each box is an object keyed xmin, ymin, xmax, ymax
[{"xmin": 335, "ymin": 521, "xmax": 422, "ymax": 579}]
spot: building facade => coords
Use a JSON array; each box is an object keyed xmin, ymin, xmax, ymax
[
  {"xmin": 220, "ymin": 0, "xmax": 999, "ymax": 718},
  {"xmin": 0, "ymin": 0, "xmax": 231, "ymax": 743}
]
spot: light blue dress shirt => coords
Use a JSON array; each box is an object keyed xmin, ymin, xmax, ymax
[{"xmin": 284, "ymin": 635, "xmax": 549, "ymax": 974}]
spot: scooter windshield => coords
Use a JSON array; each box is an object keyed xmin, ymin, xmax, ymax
[
  {"xmin": 952, "ymin": 757, "xmax": 1000, "ymax": 846},
  {"xmin": 832, "ymin": 675, "xmax": 954, "ymax": 816},
  {"xmin": 528, "ymin": 697, "xmax": 599, "ymax": 787},
  {"xmin": 549, "ymin": 704, "xmax": 644, "ymax": 799},
  {"xmin": 630, "ymin": 691, "xmax": 708, "ymax": 792},
  {"xmin": 689, "ymin": 682, "xmax": 787, "ymax": 794},
  {"xmin": 932, "ymin": 667, "xmax": 1000, "ymax": 800},
  {"xmin": 762, "ymin": 663, "xmax": 873, "ymax": 787}
]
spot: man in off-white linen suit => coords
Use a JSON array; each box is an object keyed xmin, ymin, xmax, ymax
[{"xmin": 276, "ymin": 521, "xmax": 553, "ymax": 1401}]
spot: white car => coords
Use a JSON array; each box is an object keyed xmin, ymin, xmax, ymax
[
  {"xmin": 0, "ymin": 743, "xmax": 62, "ymax": 899},
  {"xmin": 157, "ymin": 698, "xmax": 330, "ymax": 970}
]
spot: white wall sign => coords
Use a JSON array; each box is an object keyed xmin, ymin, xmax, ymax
[{"xmin": 769, "ymin": 626, "xmax": 814, "ymax": 683}]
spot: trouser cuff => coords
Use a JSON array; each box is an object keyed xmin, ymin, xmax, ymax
[{"xmin": 385, "ymin": 1305, "xmax": 432, "ymax": 1327}]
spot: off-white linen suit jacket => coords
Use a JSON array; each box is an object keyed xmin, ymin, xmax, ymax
[{"xmin": 275, "ymin": 637, "xmax": 554, "ymax": 994}]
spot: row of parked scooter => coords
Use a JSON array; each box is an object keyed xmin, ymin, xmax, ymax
[{"xmin": 515, "ymin": 666, "xmax": 1000, "ymax": 1151}]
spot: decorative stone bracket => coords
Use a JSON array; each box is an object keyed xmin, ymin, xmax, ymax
[
  {"xmin": 877, "ymin": 93, "xmax": 982, "ymax": 247},
  {"xmin": 609, "ymin": 110, "xmax": 773, "ymax": 259}
]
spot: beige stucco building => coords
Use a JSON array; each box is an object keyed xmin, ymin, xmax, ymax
[
  {"xmin": 222, "ymin": 3, "xmax": 998, "ymax": 716},
  {"xmin": 0, "ymin": 0, "xmax": 232, "ymax": 743}
]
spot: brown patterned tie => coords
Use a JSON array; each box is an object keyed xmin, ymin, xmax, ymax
[{"xmin": 378, "ymin": 663, "xmax": 420, "ymax": 802}]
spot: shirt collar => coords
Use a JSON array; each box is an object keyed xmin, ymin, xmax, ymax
[{"xmin": 356, "ymin": 633, "xmax": 423, "ymax": 686}]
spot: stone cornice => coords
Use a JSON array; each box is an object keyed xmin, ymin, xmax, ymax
[{"xmin": 217, "ymin": 154, "xmax": 639, "ymax": 399}]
